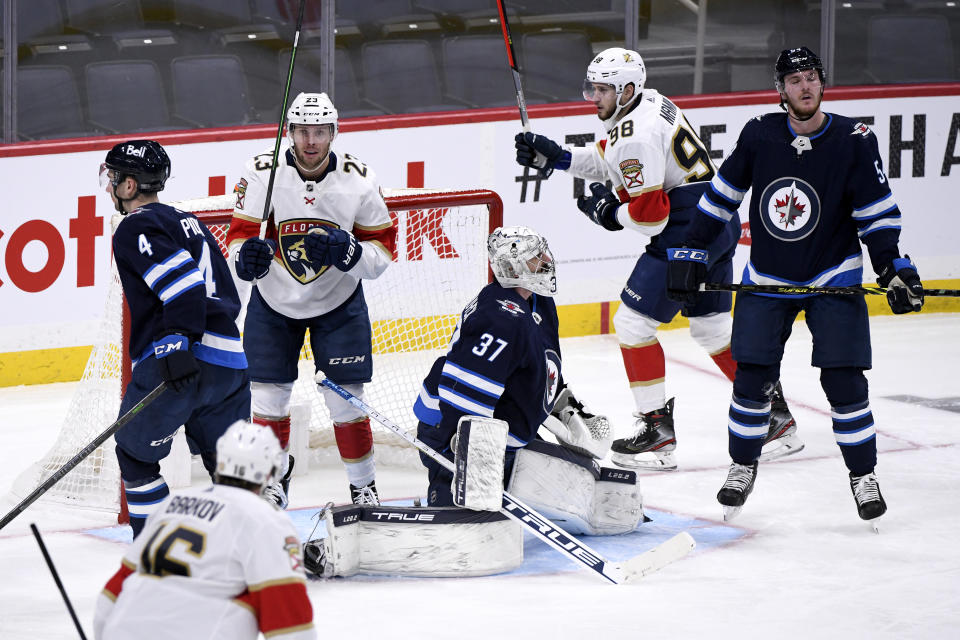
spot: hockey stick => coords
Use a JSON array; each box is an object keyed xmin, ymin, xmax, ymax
[
  {"xmin": 495, "ymin": 0, "xmax": 552, "ymax": 179},
  {"xmin": 30, "ymin": 523, "xmax": 88, "ymax": 640},
  {"xmin": 315, "ymin": 373, "xmax": 695, "ymax": 584},
  {"xmin": 257, "ymin": 0, "xmax": 308, "ymax": 240},
  {"xmin": 0, "ymin": 383, "xmax": 167, "ymax": 533},
  {"xmin": 702, "ymin": 282, "xmax": 960, "ymax": 297}
]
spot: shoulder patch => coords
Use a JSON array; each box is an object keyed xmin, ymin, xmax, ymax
[
  {"xmin": 851, "ymin": 121, "xmax": 872, "ymax": 138},
  {"xmin": 619, "ymin": 158, "xmax": 645, "ymax": 188},
  {"xmin": 234, "ymin": 178, "xmax": 248, "ymax": 210},
  {"xmin": 496, "ymin": 299, "xmax": 526, "ymax": 316}
]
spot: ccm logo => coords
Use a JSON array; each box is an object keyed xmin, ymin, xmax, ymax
[
  {"xmin": 329, "ymin": 355, "xmax": 365, "ymax": 364},
  {"xmin": 154, "ymin": 339, "xmax": 186, "ymax": 357},
  {"xmin": 673, "ymin": 248, "xmax": 708, "ymax": 261},
  {"xmin": 150, "ymin": 432, "xmax": 179, "ymax": 447}
]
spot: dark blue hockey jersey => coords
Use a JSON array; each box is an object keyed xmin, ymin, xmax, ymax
[
  {"xmin": 414, "ymin": 282, "xmax": 562, "ymax": 455},
  {"xmin": 112, "ymin": 202, "xmax": 246, "ymax": 369},
  {"xmin": 692, "ymin": 112, "xmax": 903, "ymax": 292}
]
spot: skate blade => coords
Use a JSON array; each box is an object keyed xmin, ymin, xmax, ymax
[
  {"xmin": 611, "ymin": 450, "xmax": 677, "ymax": 471},
  {"xmin": 722, "ymin": 505, "xmax": 743, "ymax": 522},
  {"xmin": 868, "ymin": 516, "xmax": 882, "ymax": 534},
  {"xmin": 758, "ymin": 434, "xmax": 805, "ymax": 462}
]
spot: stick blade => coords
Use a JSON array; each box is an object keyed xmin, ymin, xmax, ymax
[{"xmin": 618, "ymin": 531, "xmax": 696, "ymax": 583}]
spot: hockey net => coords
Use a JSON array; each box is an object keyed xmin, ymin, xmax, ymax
[{"xmin": 9, "ymin": 188, "xmax": 502, "ymax": 516}]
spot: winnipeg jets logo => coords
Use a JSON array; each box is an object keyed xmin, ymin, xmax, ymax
[
  {"xmin": 758, "ymin": 177, "xmax": 820, "ymax": 242},
  {"xmin": 851, "ymin": 122, "xmax": 871, "ymax": 137},
  {"xmin": 542, "ymin": 350, "xmax": 562, "ymax": 414},
  {"xmin": 497, "ymin": 299, "xmax": 525, "ymax": 316}
]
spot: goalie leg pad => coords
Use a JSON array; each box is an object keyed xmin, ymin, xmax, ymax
[
  {"xmin": 507, "ymin": 440, "xmax": 644, "ymax": 536},
  {"xmin": 453, "ymin": 416, "xmax": 509, "ymax": 511},
  {"xmin": 306, "ymin": 505, "xmax": 523, "ymax": 578}
]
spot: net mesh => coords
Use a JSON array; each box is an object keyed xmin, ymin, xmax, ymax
[{"xmin": 7, "ymin": 189, "xmax": 501, "ymax": 514}]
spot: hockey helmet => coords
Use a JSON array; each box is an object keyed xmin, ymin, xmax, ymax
[
  {"xmin": 101, "ymin": 140, "xmax": 170, "ymax": 193},
  {"xmin": 214, "ymin": 420, "xmax": 285, "ymax": 492},
  {"xmin": 774, "ymin": 46, "xmax": 825, "ymax": 90},
  {"xmin": 583, "ymin": 47, "xmax": 646, "ymax": 131},
  {"xmin": 487, "ymin": 225, "xmax": 557, "ymax": 297},
  {"xmin": 287, "ymin": 92, "xmax": 338, "ymax": 144}
]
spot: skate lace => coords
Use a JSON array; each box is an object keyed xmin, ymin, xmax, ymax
[
  {"xmin": 353, "ymin": 485, "xmax": 379, "ymax": 506},
  {"xmin": 851, "ymin": 473, "xmax": 880, "ymax": 504},
  {"xmin": 723, "ymin": 463, "xmax": 755, "ymax": 491}
]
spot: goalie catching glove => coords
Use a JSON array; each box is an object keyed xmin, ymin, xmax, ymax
[{"xmin": 543, "ymin": 387, "xmax": 612, "ymax": 460}]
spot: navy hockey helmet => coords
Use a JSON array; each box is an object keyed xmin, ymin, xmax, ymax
[
  {"xmin": 774, "ymin": 46, "xmax": 825, "ymax": 90},
  {"xmin": 102, "ymin": 140, "xmax": 171, "ymax": 193}
]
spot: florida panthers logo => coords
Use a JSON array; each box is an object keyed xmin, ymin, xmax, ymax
[
  {"xmin": 542, "ymin": 349, "xmax": 562, "ymax": 414},
  {"xmin": 757, "ymin": 177, "xmax": 820, "ymax": 242},
  {"xmin": 278, "ymin": 218, "xmax": 338, "ymax": 283}
]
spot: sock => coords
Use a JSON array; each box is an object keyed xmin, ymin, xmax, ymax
[
  {"xmin": 710, "ymin": 345, "xmax": 737, "ymax": 382},
  {"xmin": 620, "ymin": 340, "xmax": 667, "ymax": 413},
  {"xmin": 124, "ymin": 476, "xmax": 169, "ymax": 539},
  {"xmin": 253, "ymin": 414, "xmax": 290, "ymax": 449},
  {"xmin": 334, "ymin": 418, "xmax": 376, "ymax": 487}
]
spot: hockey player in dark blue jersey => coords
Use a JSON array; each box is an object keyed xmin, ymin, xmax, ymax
[
  {"xmin": 666, "ymin": 47, "xmax": 925, "ymax": 529},
  {"xmin": 411, "ymin": 227, "xmax": 644, "ymax": 537},
  {"xmin": 101, "ymin": 140, "xmax": 250, "ymax": 538}
]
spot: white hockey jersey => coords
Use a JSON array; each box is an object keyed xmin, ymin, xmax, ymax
[
  {"xmin": 567, "ymin": 89, "xmax": 717, "ymax": 236},
  {"xmin": 94, "ymin": 484, "xmax": 315, "ymax": 640},
  {"xmin": 226, "ymin": 145, "xmax": 397, "ymax": 319}
]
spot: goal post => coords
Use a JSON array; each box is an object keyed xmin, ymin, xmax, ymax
[{"xmin": 9, "ymin": 188, "xmax": 503, "ymax": 522}]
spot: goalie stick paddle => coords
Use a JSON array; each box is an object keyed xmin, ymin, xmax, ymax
[
  {"xmin": 257, "ymin": 0, "xmax": 308, "ymax": 239},
  {"xmin": 0, "ymin": 382, "xmax": 167, "ymax": 533},
  {"xmin": 702, "ymin": 283, "xmax": 960, "ymax": 297},
  {"xmin": 315, "ymin": 373, "xmax": 696, "ymax": 584},
  {"xmin": 31, "ymin": 523, "xmax": 89, "ymax": 640}
]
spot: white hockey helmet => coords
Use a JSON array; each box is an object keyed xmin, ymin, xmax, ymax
[
  {"xmin": 286, "ymin": 92, "xmax": 338, "ymax": 143},
  {"xmin": 215, "ymin": 420, "xmax": 284, "ymax": 492},
  {"xmin": 583, "ymin": 47, "xmax": 646, "ymax": 131},
  {"xmin": 487, "ymin": 225, "xmax": 557, "ymax": 297}
]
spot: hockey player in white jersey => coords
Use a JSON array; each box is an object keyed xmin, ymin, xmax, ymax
[
  {"xmin": 226, "ymin": 92, "xmax": 397, "ymax": 508},
  {"xmin": 93, "ymin": 421, "xmax": 315, "ymax": 640},
  {"xmin": 515, "ymin": 47, "xmax": 800, "ymax": 470}
]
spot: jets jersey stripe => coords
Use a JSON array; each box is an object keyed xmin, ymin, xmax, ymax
[
  {"xmin": 852, "ymin": 193, "xmax": 897, "ymax": 219},
  {"xmin": 857, "ymin": 215, "xmax": 901, "ymax": 238},
  {"xmin": 142, "ymin": 250, "xmax": 193, "ymax": 288},
  {"xmin": 730, "ymin": 398, "xmax": 771, "ymax": 415},
  {"xmin": 157, "ymin": 269, "xmax": 204, "ymax": 303},
  {"xmin": 194, "ymin": 331, "xmax": 247, "ymax": 368},
  {"xmin": 697, "ymin": 196, "xmax": 736, "ymax": 223},
  {"xmin": 413, "ymin": 385, "xmax": 441, "ymax": 425},
  {"xmin": 831, "ymin": 405, "xmax": 872, "ymax": 421},
  {"xmin": 506, "ymin": 433, "xmax": 528, "ymax": 449},
  {"xmin": 710, "ymin": 172, "xmax": 748, "ymax": 202},
  {"xmin": 744, "ymin": 252, "xmax": 863, "ymax": 288},
  {"xmin": 440, "ymin": 362, "xmax": 505, "ymax": 398},
  {"xmin": 438, "ymin": 386, "xmax": 495, "ymax": 417}
]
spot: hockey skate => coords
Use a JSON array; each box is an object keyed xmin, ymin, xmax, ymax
[
  {"xmin": 717, "ymin": 461, "xmax": 758, "ymax": 521},
  {"xmin": 850, "ymin": 471, "xmax": 886, "ymax": 532},
  {"xmin": 611, "ymin": 398, "xmax": 677, "ymax": 471},
  {"xmin": 350, "ymin": 480, "xmax": 380, "ymax": 506},
  {"xmin": 758, "ymin": 382, "xmax": 804, "ymax": 462},
  {"xmin": 262, "ymin": 454, "xmax": 295, "ymax": 509}
]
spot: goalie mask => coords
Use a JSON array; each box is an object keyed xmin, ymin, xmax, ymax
[
  {"xmin": 487, "ymin": 226, "xmax": 557, "ymax": 297},
  {"xmin": 214, "ymin": 420, "xmax": 284, "ymax": 493},
  {"xmin": 287, "ymin": 91, "xmax": 338, "ymax": 144},
  {"xmin": 583, "ymin": 47, "xmax": 646, "ymax": 132}
]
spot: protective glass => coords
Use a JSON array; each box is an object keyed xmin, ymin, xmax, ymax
[
  {"xmin": 98, "ymin": 163, "xmax": 119, "ymax": 190},
  {"xmin": 582, "ymin": 79, "xmax": 615, "ymax": 101}
]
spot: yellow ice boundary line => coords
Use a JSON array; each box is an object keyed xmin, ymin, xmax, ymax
[{"xmin": 2, "ymin": 278, "xmax": 957, "ymax": 387}]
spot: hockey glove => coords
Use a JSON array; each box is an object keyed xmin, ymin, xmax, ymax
[
  {"xmin": 236, "ymin": 238, "xmax": 276, "ymax": 281},
  {"xmin": 304, "ymin": 227, "xmax": 363, "ymax": 272},
  {"xmin": 154, "ymin": 334, "xmax": 200, "ymax": 393},
  {"xmin": 547, "ymin": 387, "xmax": 612, "ymax": 460},
  {"xmin": 666, "ymin": 245, "xmax": 709, "ymax": 307},
  {"xmin": 514, "ymin": 132, "xmax": 571, "ymax": 177},
  {"xmin": 877, "ymin": 255, "xmax": 924, "ymax": 314},
  {"xmin": 576, "ymin": 182, "xmax": 624, "ymax": 231}
]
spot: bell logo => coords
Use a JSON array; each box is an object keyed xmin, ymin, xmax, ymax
[{"xmin": 125, "ymin": 144, "xmax": 146, "ymax": 157}]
